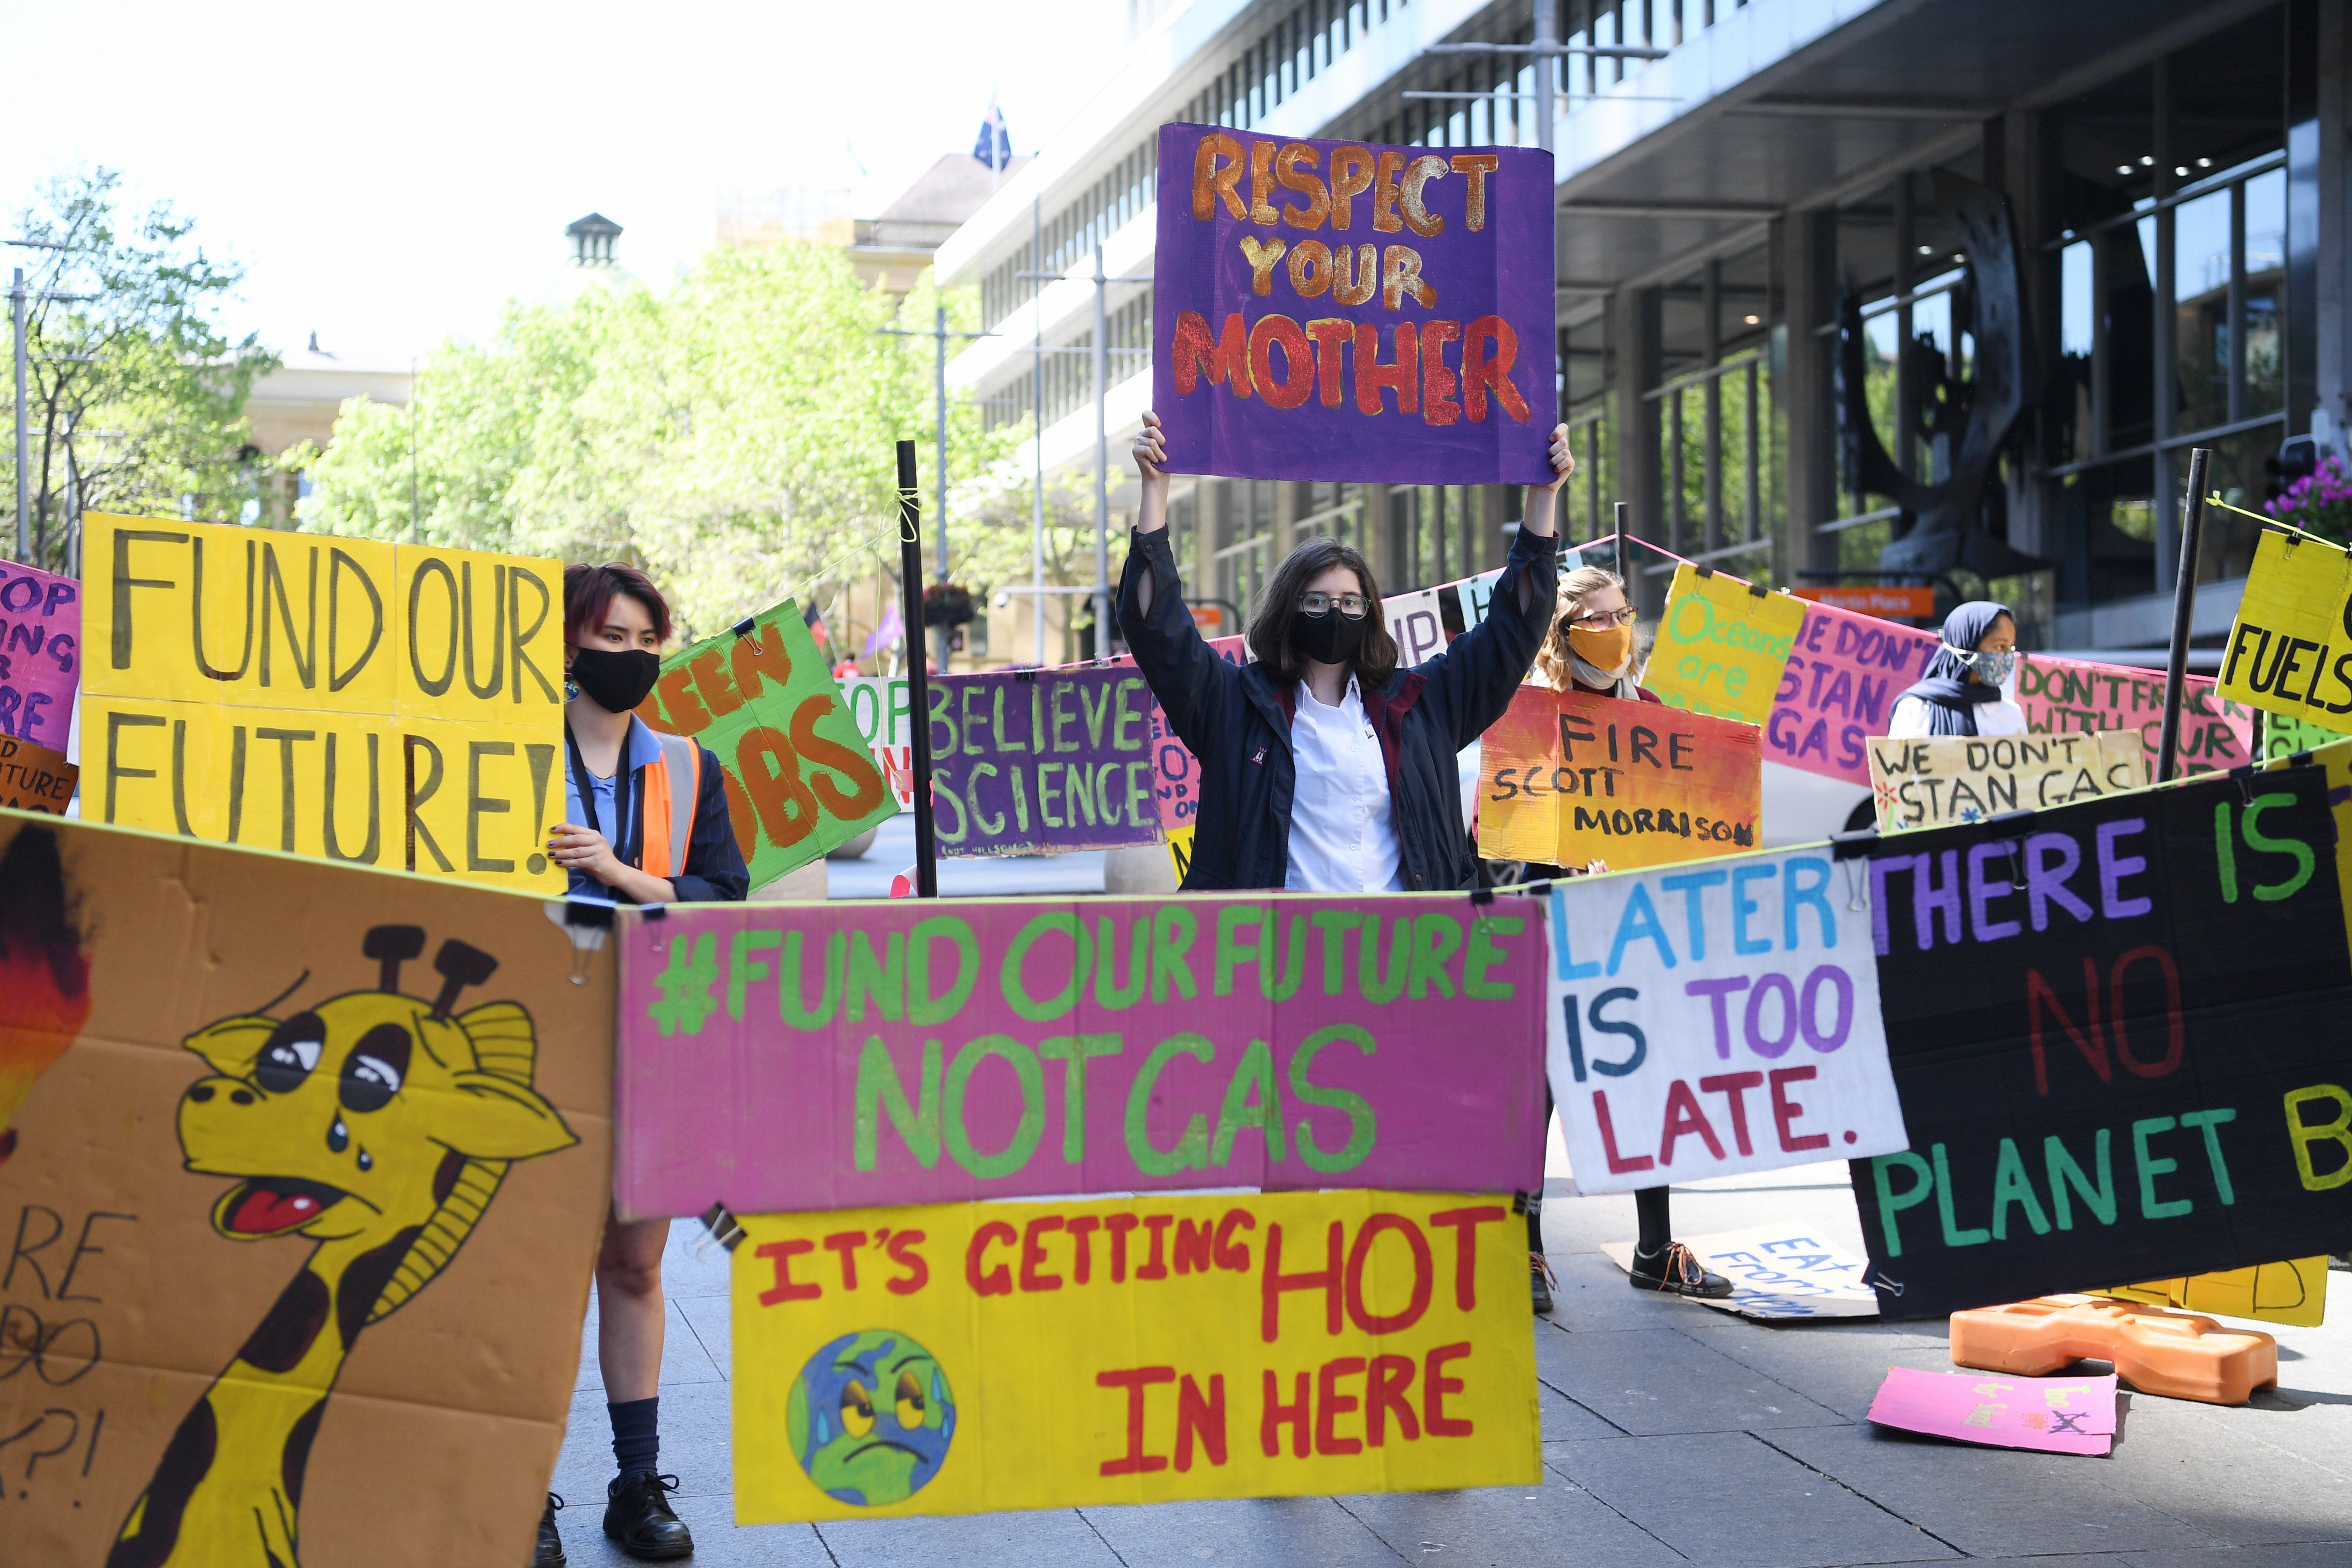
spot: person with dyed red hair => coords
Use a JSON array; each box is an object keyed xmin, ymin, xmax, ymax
[{"xmin": 540, "ymin": 561, "xmax": 746, "ymax": 1565}]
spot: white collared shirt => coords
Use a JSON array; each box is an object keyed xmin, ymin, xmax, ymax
[{"xmin": 1285, "ymin": 675, "xmax": 1409, "ymax": 894}]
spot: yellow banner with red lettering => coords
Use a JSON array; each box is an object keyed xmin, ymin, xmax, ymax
[
  {"xmin": 730, "ymin": 1190, "xmax": 1537, "ymax": 1522},
  {"xmin": 80, "ymin": 513, "xmax": 564, "ymax": 892}
]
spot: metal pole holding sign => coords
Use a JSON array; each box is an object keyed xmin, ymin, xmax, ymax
[
  {"xmin": 2155, "ymin": 445, "xmax": 2213, "ymax": 784},
  {"xmin": 896, "ymin": 439, "xmax": 940, "ymax": 897}
]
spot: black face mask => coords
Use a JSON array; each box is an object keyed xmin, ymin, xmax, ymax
[
  {"xmin": 569, "ymin": 646, "xmax": 662, "ymax": 713},
  {"xmin": 1291, "ymin": 607, "xmax": 1367, "ymax": 667}
]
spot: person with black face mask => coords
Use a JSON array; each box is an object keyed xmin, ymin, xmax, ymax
[
  {"xmin": 536, "ymin": 562, "xmax": 746, "ymax": 1568},
  {"xmin": 1116, "ymin": 409, "xmax": 1572, "ymax": 895}
]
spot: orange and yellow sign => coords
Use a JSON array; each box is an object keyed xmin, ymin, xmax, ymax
[{"xmin": 1477, "ymin": 686, "xmax": 1762, "ymax": 869}]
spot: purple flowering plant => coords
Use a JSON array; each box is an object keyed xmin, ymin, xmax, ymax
[{"xmin": 2265, "ymin": 453, "xmax": 2352, "ymax": 544}]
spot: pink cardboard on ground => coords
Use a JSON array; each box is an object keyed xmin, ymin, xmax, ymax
[
  {"xmin": 612, "ymin": 894, "xmax": 1549, "ymax": 1217},
  {"xmin": 1867, "ymin": 1366, "xmax": 2117, "ymax": 1456}
]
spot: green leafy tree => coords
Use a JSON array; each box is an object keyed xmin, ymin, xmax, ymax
[
  {"xmin": 299, "ymin": 242, "xmax": 1043, "ymax": 640},
  {"xmin": 3, "ymin": 168, "xmax": 277, "ymax": 572}
]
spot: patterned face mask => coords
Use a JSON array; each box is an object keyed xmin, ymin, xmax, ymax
[{"xmin": 1948, "ymin": 644, "xmax": 2017, "ymax": 689}]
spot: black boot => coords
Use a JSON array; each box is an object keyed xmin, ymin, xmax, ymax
[
  {"xmin": 604, "ymin": 1471, "xmax": 693, "ymax": 1560},
  {"xmin": 533, "ymin": 1494, "xmax": 565, "ymax": 1567},
  {"xmin": 1530, "ymin": 1251, "xmax": 1557, "ymax": 1314}
]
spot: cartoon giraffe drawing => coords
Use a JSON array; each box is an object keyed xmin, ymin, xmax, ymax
[{"xmin": 108, "ymin": 926, "xmax": 578, "ymax": 1568}]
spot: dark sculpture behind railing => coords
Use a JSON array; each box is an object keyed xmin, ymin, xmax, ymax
[{"xmin": 1838, "ymin": 168, "xmax": 2047, "ymax": 584}]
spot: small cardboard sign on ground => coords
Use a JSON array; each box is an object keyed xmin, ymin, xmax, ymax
[
  {"xmin": 730, "ymin": 1190, "xmax": 1539, "ymax": 1522},
  {"xmin": 1867, "ymin": 730, "xmax": 2144, "ymax": 833},
  {"xmin": 0, "ymin": 735, "xmax": 75, "ymax": 813},
  {"xmin": 638, "ymin": 600, "xmax": 896, "ymax": 888},
  {"xmin": 1867, "ymin": 1367, "xmax": 2117, "ymax": 1456},
  {"xmin": 2098, "ymin": 1256, "xmax": 2328, "ymax": 1328},
  {"xmin": 1480, "ymin": 686, "xmax": 1761, "ymax": 869},
  {"xmin": 1600, "ymin": 1226, "xmax": 1879, "ymax": 1320}
]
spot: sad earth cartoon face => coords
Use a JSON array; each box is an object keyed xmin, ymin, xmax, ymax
[{"xmin": 786, "ymin": 1330, "xmax": 957, "ymax": 1505}]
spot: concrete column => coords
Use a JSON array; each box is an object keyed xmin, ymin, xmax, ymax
[
  {"xmin": 2002, "ymin": 105, "xmax": 2054, "ymax": 561},
  {"xmin": 1363, "ymin": 482, "xmax": 1397, "ymax": 587},
  {"xmin": 1610, "ymin": 284, "xmax": 1662, "ymax": 545},
  {"xmin": 2317, "ymin": 2, "xmax": 2351, "ymax": 457},
  {"xmin": 1783, "ymin": 210, "xmax": 1840, "ymax": 585}
]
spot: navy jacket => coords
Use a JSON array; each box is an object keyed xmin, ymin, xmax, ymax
[{"xmin": 1116, "ymin": 523, "xmax": 1557, "ymax": 892}]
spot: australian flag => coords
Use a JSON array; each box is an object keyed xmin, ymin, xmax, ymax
[{"xmin": 974, "ymin": 103, "xmax": 1011, "ymax": 172}]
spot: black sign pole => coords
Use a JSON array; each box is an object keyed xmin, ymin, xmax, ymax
[
  {"xmin": 896, "ymin": 438, "xmax": 940, "ymax": 897},
  {"xmin": 2156, "ymin": 446, "xmax": 2213, "ymax": 784}
]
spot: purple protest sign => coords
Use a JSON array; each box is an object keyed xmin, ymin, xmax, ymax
[
  {"xmin": 0, "ymin": 562, "xmax": 79, "ymax": 746},
  {"xmin": 927, "ymin": 667, "xmax": 1164, "ymax": 855},
  {"xmin": 613, "ymin": 895, "xmax": 1549, "ymax": 1217},
  {"xmin": 1152, "ymin": 123, "xmax": 1557, "ymax": 485}
]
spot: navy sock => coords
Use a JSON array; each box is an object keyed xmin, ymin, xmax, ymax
[{"xmin": 609, "ymin": 1396, "xmax": 659, "ymax": 1480}]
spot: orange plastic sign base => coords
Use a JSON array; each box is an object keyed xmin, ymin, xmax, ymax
[{"xmin": 1949, "ymin": 1295, "xmax": 2279, "ymax": 1406}]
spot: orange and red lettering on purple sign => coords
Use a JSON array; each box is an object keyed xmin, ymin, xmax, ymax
[{"xmin": 1152, "ymin": 124, "xmax": 1557, "ymax": 485}]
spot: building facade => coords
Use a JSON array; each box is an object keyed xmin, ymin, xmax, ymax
[{"xmin": 937, "ymin": 0, "xmax": 2347, "ymax": 670}]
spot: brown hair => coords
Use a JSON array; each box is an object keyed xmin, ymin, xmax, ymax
[
  {"xmin": 564, "ymin": 561, "xmax": 672, "ymax": 645},
  {"xmin": 1533, "ymin": 564, "xmax": 1629, "ymax": 689},
  {"xmin": 1246, "ymin": 536, "xmax": 1400, "ymax": 687}
]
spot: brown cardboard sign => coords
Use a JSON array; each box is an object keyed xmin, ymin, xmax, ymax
[
  {"xmin": 0, "ymin": 734, "xmax": 75, "ymax": 814},
  {"xmin": 0, "ymin": 808, "xmax": 613, "ymax": 1567}
]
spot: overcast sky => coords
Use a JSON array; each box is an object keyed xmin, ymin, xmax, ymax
[{"xmin": 2, "ymin": 0, "xmax": 1125, "ymax": 360}]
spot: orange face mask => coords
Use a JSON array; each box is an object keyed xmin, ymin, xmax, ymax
[{"xmin": 1568, "ymin": 623, "xmax": 1634, "ymax": 672}]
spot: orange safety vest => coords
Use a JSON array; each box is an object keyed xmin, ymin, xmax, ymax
[{"xmin": 632, "ymin": 731, "xmax": 702, "ymax": 879}]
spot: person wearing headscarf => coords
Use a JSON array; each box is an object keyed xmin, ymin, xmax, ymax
[{"xmin": 1887, "ymin": 600, "xmax": 2026, "ymax": 738}]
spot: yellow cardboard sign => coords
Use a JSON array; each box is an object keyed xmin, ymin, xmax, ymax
[
  {"xmin": 2219, "ymin": 530, "xmax": 2352, "ymax": 725},
  {"xmin": 1866, "ymin": 730, "xmax": 2145, "ymax": 833},
  {"xmin": 2100, "ymin": 1257, "xmax": 2328, "ymax": 1328},
  {"xmin": 1646, "ymin": 564, "xmax": 1804, "ymax": 726},
  {"xmin": 730, "ymin": 1191, "xmax": 1538, "ymax": 1522},
  {"xmin": 80, "ymin": 514, "xmax": 563, "ymax": 891}
]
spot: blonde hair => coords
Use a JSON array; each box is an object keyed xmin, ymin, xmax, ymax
[{"xmin": 1534, "ymin": 564, "xmax": 1629, "ymax": 689}]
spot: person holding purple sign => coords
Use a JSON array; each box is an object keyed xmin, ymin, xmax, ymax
[{"xmin": 1119, "ymin": 407, "xmax": 1572, "ymax": 1305}]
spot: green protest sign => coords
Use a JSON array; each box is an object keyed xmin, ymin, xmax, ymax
[{"xmin": 634, "ymin": 600, "xmax": 893, "ymax": 889}]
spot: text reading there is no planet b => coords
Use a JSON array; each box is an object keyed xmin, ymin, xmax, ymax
[{"xmin": 1152, "ymin": 124, "xmax": 1558, "ymax": 485}]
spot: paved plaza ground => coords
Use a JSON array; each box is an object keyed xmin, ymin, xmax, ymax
[{"xmin": 549, "ymin": 1157, "xmax": 2352, "ymax": 1568}]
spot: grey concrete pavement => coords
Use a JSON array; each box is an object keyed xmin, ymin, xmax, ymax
[{"xmin": 547, "ymin": 1160, "xmax": 2352, "ymax": 1565}]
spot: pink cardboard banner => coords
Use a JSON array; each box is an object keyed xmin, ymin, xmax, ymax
[
  {"xmin": 1768, "ymin": 597, "xmax": 1941, "ymax": 786},
  {"xmin": 2013, "ymin": 657, "xmax": 2254, "ymax": 776},
  {"xmin": 613, "ymin": 894, "xmax": 1548, "ymax": 1217},
  {"xmin": 0, "ymin": 561, "xmax": 79, "ymax": 747},
  {"xmin": 1867, "ymin": 1367, "xmax": 2117, "ymax": 1456}
]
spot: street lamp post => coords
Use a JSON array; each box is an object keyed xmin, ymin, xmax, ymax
[{"xmin": 878, "ymin": 305, "xmax": 993, "ymax": 671}]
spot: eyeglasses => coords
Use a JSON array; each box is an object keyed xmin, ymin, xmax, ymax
[
  {"xmin": 1298, "ymin": 591, "xmax": 1370, "ymax": 618},
  {"xmin": 1568, "ymin": 606, "xmax": 1636, "ymax": 629}
]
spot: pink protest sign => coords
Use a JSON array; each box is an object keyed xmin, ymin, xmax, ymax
[
  {"xmin": 1768, "ymin": 597, "xmax": 1940, "ymax": 786},
  {"xmin": 1107, "ymin": 634, "xmax": 1250, "ymax": 831},
  {"xmin": 613, "ymin": 893, "xmax": 1548, "ymax": 1217},
  {"xmin": 2014, "ymin": 656, "xmax": 2254, "ymax": 777},
  {"xmin": 0, "ymin": 562, "xmax": 79, "ymax": 748},
  {"xmin": 1867, "ymin": 1367, "xmax": 2117, "ymax": 1456}
]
